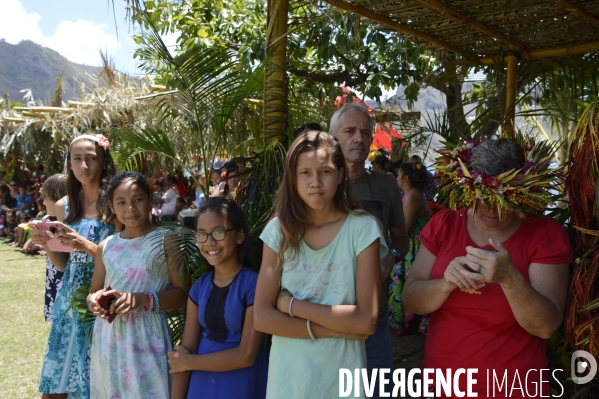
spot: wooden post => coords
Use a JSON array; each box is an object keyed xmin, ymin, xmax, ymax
[
  {"xmin": 505, "ymin": 54, "xmax": 517, "ymax": 132},
  {"xmin": 263, "ymin": 0, "xmax": 288, "ymax": 142}
]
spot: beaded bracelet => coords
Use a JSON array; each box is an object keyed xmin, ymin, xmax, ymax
[
  {"xmin": 152, "ymin": 292, "xmax": 160, "ymax": 313},
  {"xmin": 143, "ymin": 292, "xmax": 153, "ymax": 312}
]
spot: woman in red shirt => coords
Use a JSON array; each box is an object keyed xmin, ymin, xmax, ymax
[{"xmin": 402, "ymin": 138, "xmax": 571, "ymax": 398}]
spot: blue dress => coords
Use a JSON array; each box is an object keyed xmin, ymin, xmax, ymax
[
  {"xmin": 38, "ymin": 197, "xmax": 114, "ymax": 398},
  {"xmin": 187, "ymin": 267, "xmax": 268, "ymax": 399}
]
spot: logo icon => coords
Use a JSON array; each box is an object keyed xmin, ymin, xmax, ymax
[{"xmin": 571, "ymin": 350, "xmax": 598, "ymax": 385}]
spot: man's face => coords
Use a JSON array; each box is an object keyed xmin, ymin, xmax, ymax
[{"xmin": 334, "ymin": 111, "xmax": 373, "ymax": 165}]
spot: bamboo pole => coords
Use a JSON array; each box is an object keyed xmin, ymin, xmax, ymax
[
  {"xmin": 412, "ymin": 0, "xmax": 527, "ymax": 52},
  {"xmin": 2, "ymin": 117, "xmax": 25, "ymax": 123},
  {"xmin": 29, "ymin": 106, "xmax": 74, "ymax": 113},
  {"xmin": 150, "ymin": 84, "xmax": 168, "ymax": 92},
  {"xmin": 505, "ymin": 54, "xmax": 518, "ymax": 132},
  {"xmin": 480, "ymin": 40, "xmax": 599, "ymax": 65},
  {"xmin": 321, "ymin": 0, "xmax": 480, "ymax": 63},
  {"xmin": 68, "ymin": 101, "xmax": 95, "ymax": 108},
  {"xmin": 263, "ymin": 0, "xmax": 289, "ymax": 141},
  {"xmin": 21, "ymin": 111, "xmax": 46, "ymax": 118},
  {"xmin": 134, "ymin": 90, "xmax": 179, "ymax": 101}
]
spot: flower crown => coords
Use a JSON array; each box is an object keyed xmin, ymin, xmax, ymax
[
  {"xmin": 434, "ymin": 133, "xmax": 563, "ymax": 219},
  {"xmin": 71, "ymin": 134, "xmax": 111, "ymax": 150}
]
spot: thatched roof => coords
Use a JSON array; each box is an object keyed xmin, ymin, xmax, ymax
[{"xmin": 322, "ymin": 0, "xmax": 599, "ymax": 64}]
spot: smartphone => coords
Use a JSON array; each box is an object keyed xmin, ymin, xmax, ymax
[
  {"xmin": 97, "ymin": 284, "xmax": 118, "ymax": 323},
  {"xmin": 32, "ymin": 221, "xmax": 74, "ymax": 253}
]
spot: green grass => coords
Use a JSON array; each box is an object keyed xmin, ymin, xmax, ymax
[
  {"xmin": 0, "ymin": 242, "xmax": 51, "ymax": 398},
  {"xmin": 0, "ymin": 241, "xmax": 426, "ymax": 398}
]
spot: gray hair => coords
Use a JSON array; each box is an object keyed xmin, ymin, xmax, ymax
[
  {"xmin": 469, "ymin": 138, "xmax": 525, "ymax": 176},
  {"xmin": 329, "ymin": 103, "xmax": 374, "ymax": 136}
]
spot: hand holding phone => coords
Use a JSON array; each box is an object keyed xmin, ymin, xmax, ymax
[
  {"xmin": 30, "ymin": 220, "xmax": 74, "ymax": 252},
  {"xmin": 97, "ymin": 285, "xmax": 118, "ymax": 323}
]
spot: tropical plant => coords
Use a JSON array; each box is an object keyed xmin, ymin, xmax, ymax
[
  {"xmin": 236, "ymin": 139, "xmax": 287, "ymax": 267},
  {"xmin": 129, "ymin": 0, "xmax": 436, "ymax": 106},
  {"xmin": 521, "ymin": 58, "xmax": 599, "ymax": 166},
  {"xmin": 115, "ymin": 10, "xmax": 264, "ymax": 192},
  {"xmin": 562, "ymin": 102, "xmax": 599, "ymax": 398}
]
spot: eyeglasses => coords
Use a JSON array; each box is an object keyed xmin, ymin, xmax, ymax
[
  {"xmin": 9, "ymin": 183, "xmax": 17, "ymax": 187},
  {"xmin": 195, "ymin": 228, "xmax": 237, "ymax": 243},
  {"xmin": 293, "ymin": 123, "xmax": 323, "ymax": 137}
]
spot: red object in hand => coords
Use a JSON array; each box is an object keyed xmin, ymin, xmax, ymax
[{"xmin": 97, "ymin": 284, "xmax": 117, "ymax": 323}]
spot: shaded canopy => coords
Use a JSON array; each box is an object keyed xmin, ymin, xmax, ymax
[{"xmin": 322, "ymin": 0, "xmax": 599, "ymax": 64}]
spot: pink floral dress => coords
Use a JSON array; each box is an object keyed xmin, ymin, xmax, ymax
[{"xmin": 89, "ymin": 229, "xmax": 172, "ymax": 398}]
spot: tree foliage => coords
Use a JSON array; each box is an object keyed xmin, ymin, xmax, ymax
[{"xmin": 132, "ymin": 0, "xmax": 435, "ymax": 104}]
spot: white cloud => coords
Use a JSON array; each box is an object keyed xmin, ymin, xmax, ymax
[
  {"xmin": 43, "ymin": 19, "xmax": 120, "ymax": 66},
  {"xmin": 0, "ymin": 0, "xmax": 120, "ymax": 66}
]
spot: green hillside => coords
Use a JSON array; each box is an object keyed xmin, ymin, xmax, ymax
[{"xmin": 0, "ymin": 39, "xmax": 98, "ymax": 104}]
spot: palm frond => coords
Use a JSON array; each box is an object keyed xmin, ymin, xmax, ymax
[{"xmin": 67, "ymin": 262, "xmax": 96, "ymax": 343}]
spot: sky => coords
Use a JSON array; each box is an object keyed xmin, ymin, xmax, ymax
[{"xmin": 0, "ymin": 0, "xmax": 141, "ymax": 74}]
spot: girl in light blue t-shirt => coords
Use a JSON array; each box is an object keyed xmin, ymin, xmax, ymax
[{"xmin": 255, "ymin": 130, "xmax": 387, "ymax": 399}]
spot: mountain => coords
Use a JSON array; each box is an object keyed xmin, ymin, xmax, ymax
[{"xmin": 0, "ymin": 39, "xmax": 98, "ymax": 104}]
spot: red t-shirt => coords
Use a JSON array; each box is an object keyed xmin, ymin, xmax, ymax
[
  {"xmin": 420, "ymin": 208, "xmax": 572, "ymax": 398},
  {"xmin": 176, "ymin": 181, "xmax": 186, "ymax": 197}
]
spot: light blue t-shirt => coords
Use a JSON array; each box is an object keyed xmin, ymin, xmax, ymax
[{"xmin": 260, "ymin": 212, "xmax": 387, "ymax": 399}]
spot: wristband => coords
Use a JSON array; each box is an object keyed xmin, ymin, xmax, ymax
[
  {"xmin": 389, "ymin": 248, "xmax": 402, "ymax": 263},
  {"xmin": 152, "ymin": 292, "xmax": 160, "ymax": 312},
  {"xmin": 288, "ymin": 297, "xmax": 296, "ymax": 317},
  {"xmin": 307, "ymin": 320, "xmax": 317, "ymax": 341},
  {"xmin": 144, "ymin": 292, "xmax": 153, "ymax": 312}
]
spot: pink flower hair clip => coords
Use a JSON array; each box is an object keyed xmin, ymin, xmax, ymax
[{"xmin": 96, "ymin": 135, "xmax": 111, "ymax": 150}]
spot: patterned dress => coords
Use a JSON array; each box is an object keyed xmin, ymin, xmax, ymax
[
  {"xmin": 90, "ymin": 229, "xmax": 173, "ymax": 398},
  {"xmin": 39, "ymin": 198, "xmax": 114, "ymax": 398},
  {"xmin": 44, "ymin": 257, "xmax": 63, "ymax": 322},
  {"xmin": 388, "ymin": 214, "xmax": 431, "ymax": 334}
]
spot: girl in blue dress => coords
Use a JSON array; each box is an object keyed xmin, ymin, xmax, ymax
[
  {"xmin": 31, "ymin": 133, "xmax": 116, "ymax": 399},
  {"xmin": 169, "ymin": 197, "xmax": 268, "ymax": 399}
]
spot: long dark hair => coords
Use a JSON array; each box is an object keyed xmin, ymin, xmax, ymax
[
  {"xmin": 399, "ymin": 162, "xmax": 430, "ymax": 192},
  {"xmin": 273, "ymin": 130, "xmax": 361, "ymax": 268},
  {"xmin": 195, "ymin": 197, "xmax": 254, "ymax": 270},
  {"xmin": 63, "ymin": 136, "xmax": 116, "ymax": 224}
]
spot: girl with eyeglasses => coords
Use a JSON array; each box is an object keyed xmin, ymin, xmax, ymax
[
  {"xmin": 86, "ymin": 172, "xmax": 189, "ymax": 398},
  {"xmin": 169, "ymin": 197, "xmax": 268, "ymax": 399}
]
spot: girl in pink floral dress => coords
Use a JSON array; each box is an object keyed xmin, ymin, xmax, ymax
[{"xmin": 87, "ymin": 172, "xmax": 189, "ymax": 398}]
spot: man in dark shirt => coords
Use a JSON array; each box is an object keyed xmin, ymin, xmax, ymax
[{"xmin": 331, "ymin": 103, "xmax": 410, "ymax": 398}]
